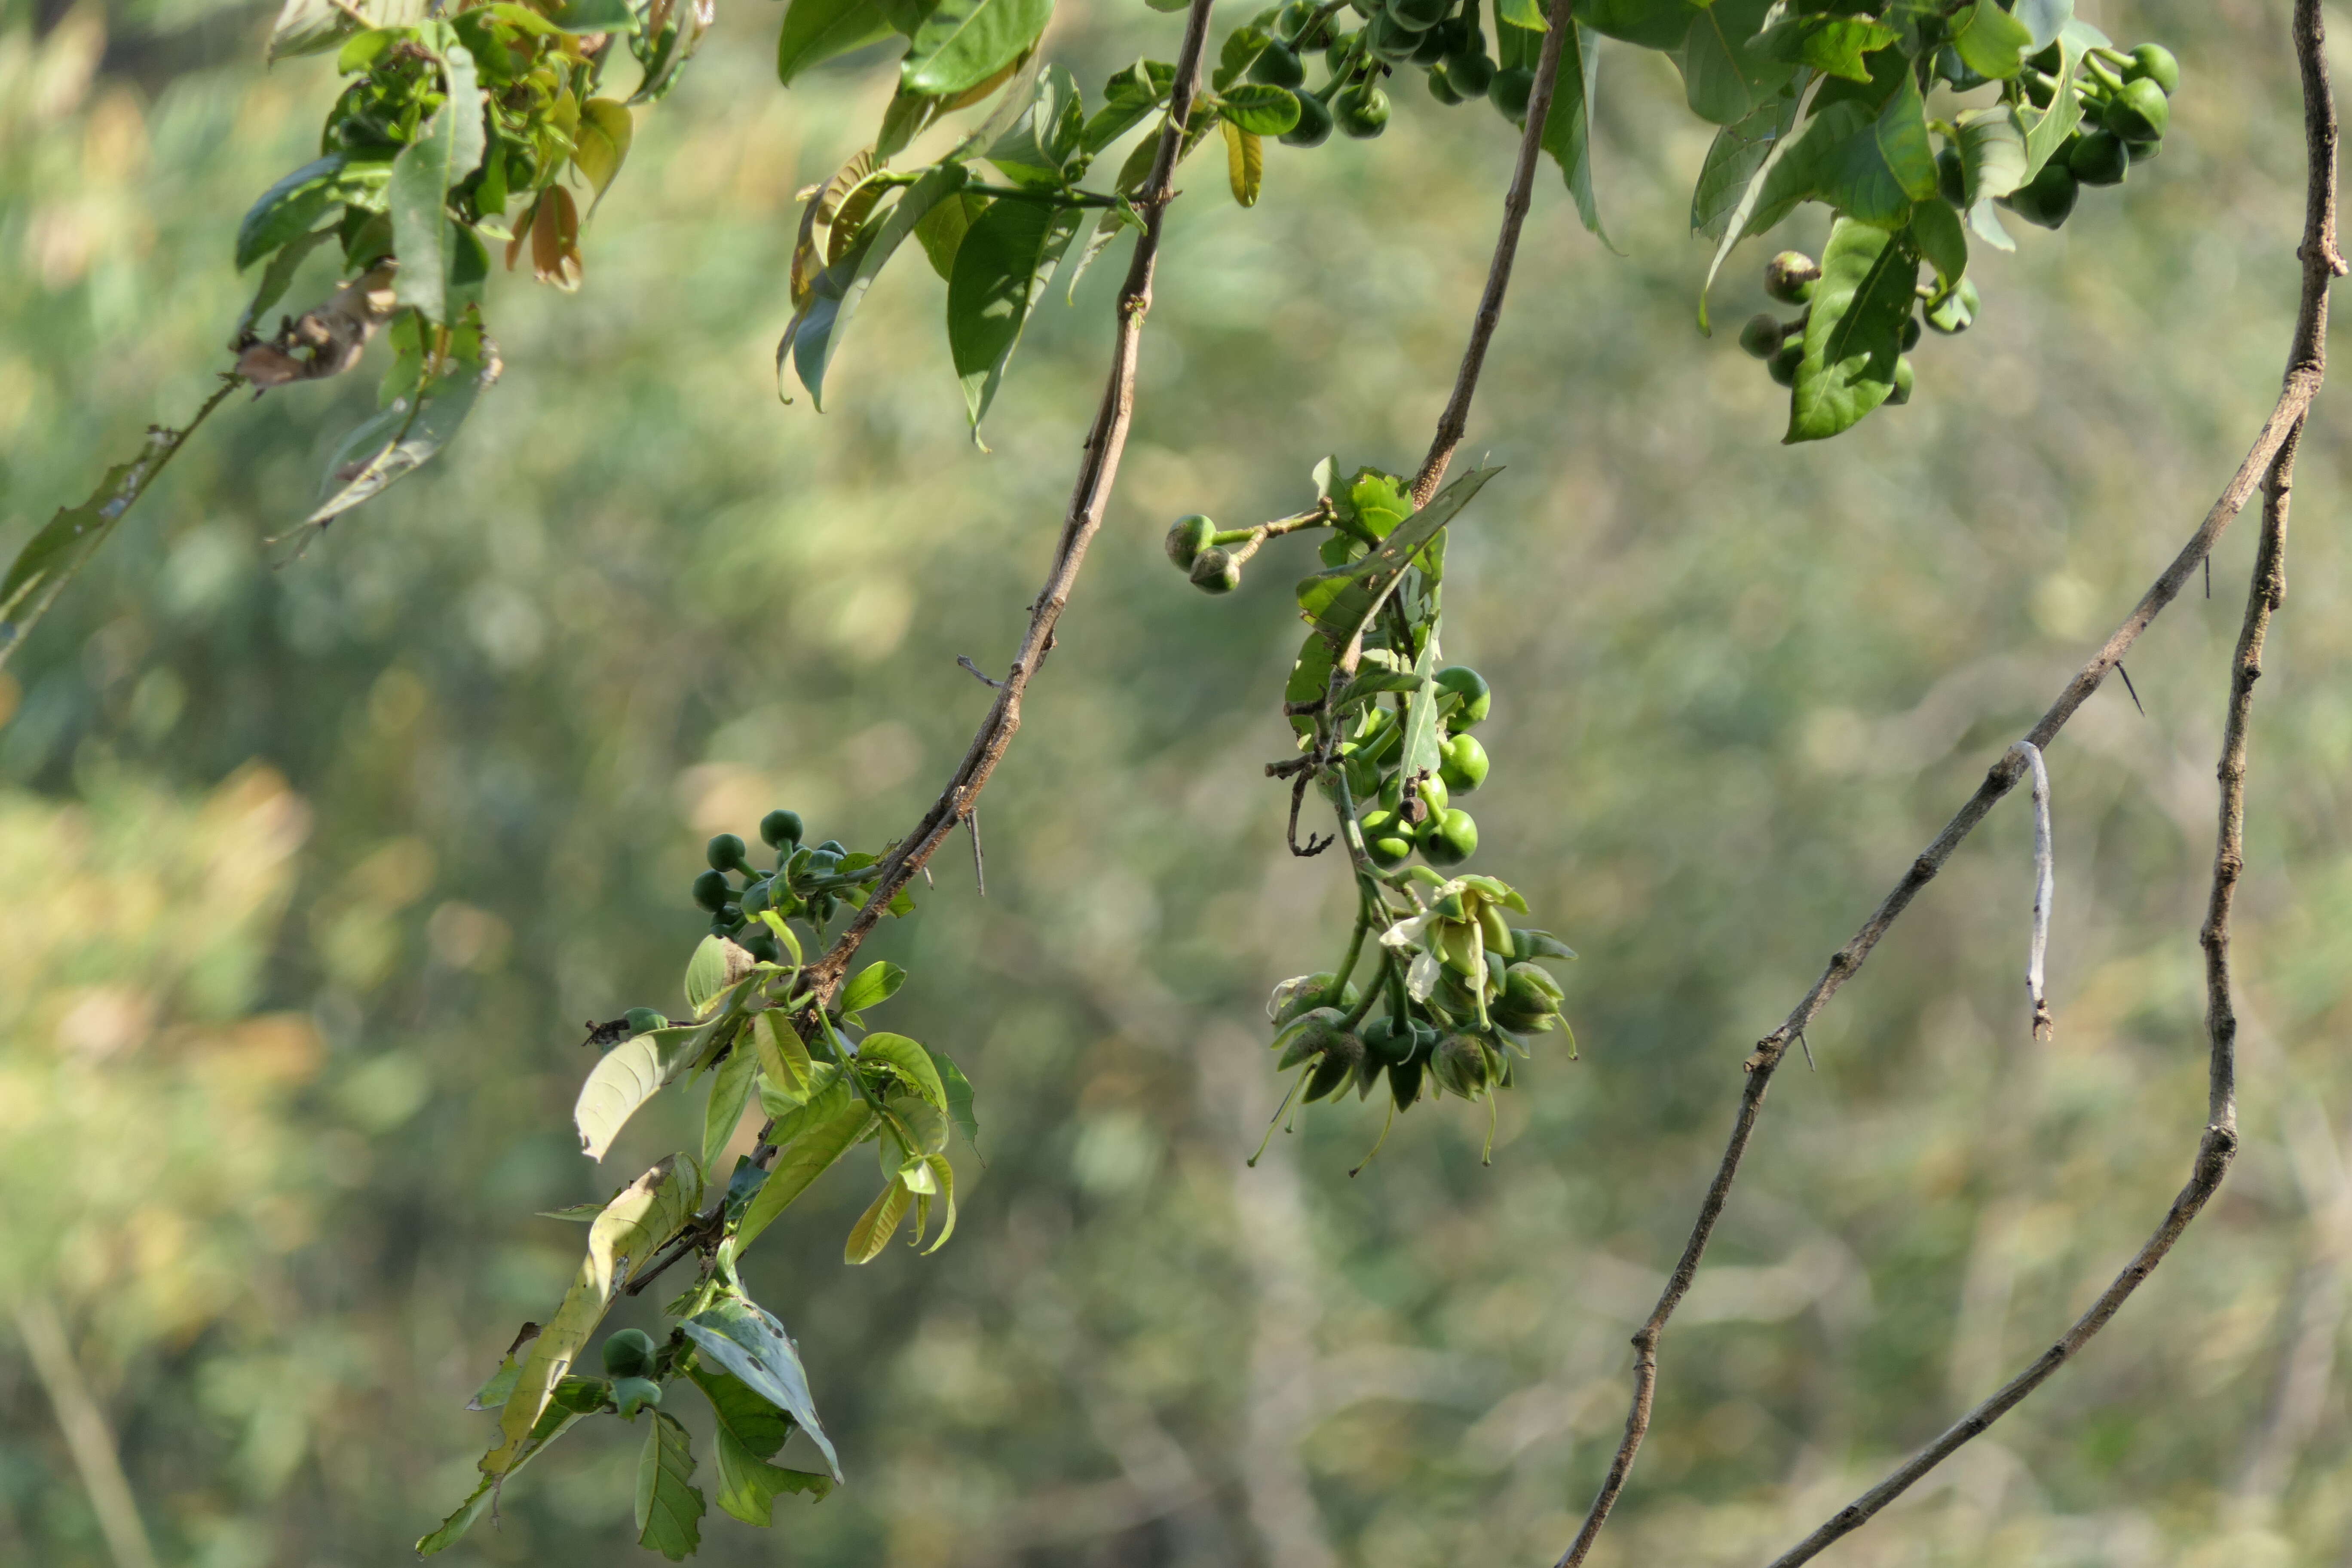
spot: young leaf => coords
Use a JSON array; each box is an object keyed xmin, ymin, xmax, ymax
[
  {"xmin": 575, "ymin": 1026, "xmax": 699, "ymax": 1159},
  {"xmin": 901, "ymin": 0, "xmax": 1052, "ymax": 98},
  {"xmin": 387, "ymin": 46, "xmax": 486, "ymax": 324},
  {"xmin": 836, "ymin": 960, "xmax": 907, "ymax": 1017},
  {"xmin": 701, "ymin": 1044, "xmax": 759, "ymax": 1170},
  {"xmin": 1541, "ymin": 21, "xmax": 1608, "ymax": 241},
  {"xmin": 855, "ymin": 1032, "xmax": 947, "ymax": 1118},
  {"xmin": 1222, "ymin": 120, "xmax": 1263, "ymax": 207},
  {"xmin": 789, "ymin": 165, "xmax": 971, "ymax": 410},
  {"xmin": 986, "ymin": 63, "xmax": 1087, "ymax": 184},
  {"xmin": 570, "ymin": 98, "xmax": 634, "ymax": 213},
  {"xmin": 635, "ymin": 1412, "xmax": 706, "ymax": 1562},
  {"xmin": 1218, "ymin": 83, "xmax": 1300, "ymax": 137},
  {"xmin": 484, "ymin": 1156, "xmax": 702, "ymax": 1476},
  {"xmin": 845, "ymin": 1179, "xmax": 913, "ymax": 1263},
  {"xmin": 680, "ymin": 1294, "xmax": 842, "ymax": 1479},
  {"xmin": 777, "ymin": 0, "xmax": 894, "ymax": 85},
  {"xmin": 919, "ymin": 1153, "xmax": 958, "ymax": 1250},
  {"xmin": 306, "ymin": 346, "xmax": 498, "ymax": 527},
  {"xmin": 683, "ymin": 934, "xmax": 735, "ymax": 1017},
  {"xmin": 752, "ymin": 1009, "xmax": 816, "ymax": 1099},
  {"xmin": 1786, "ymin": 217, "xmax": 1918, "ymax": 444},
  {"xmin": 946, "ymin": 195, "xmax": 1082, "ymax": 438},
  {"xmin": 732, "ymin": 1079, "xmax": 876, "ymax": 1250},
  {"xmin": 1293, "ymin": 468, "xmax": 1501, "ymax": 648},
  {"xmin": 1082, "ymin": 57, "xmax": 1174, "ymax": 150}
]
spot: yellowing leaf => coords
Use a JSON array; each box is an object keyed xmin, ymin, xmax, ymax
[
  {"xmin": 844, "ymin": 1179, "xmax": 911, "ymax": 1263},
  {"xmin": 1223, "ymin": 119, "xmax": 1262, "ymax": 208},
  {"xmin": 572, "ymin": 98, "xmax": 634, "ymax": 212}
]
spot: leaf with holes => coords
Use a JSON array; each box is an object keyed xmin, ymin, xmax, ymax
[{"xmin": 681, "ymin": 1294, "xmax": 842, "ymax": 1479}]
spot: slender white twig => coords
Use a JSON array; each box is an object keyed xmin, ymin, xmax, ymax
[{"xmin": 2018, "ymin": 741, "xmax": 2054, "ymax": 1038}]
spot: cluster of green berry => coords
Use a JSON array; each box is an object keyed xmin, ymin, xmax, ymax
[
  {"xmin": 1738, "ymin": 248, "xmax": 1963, "ymax": 401},
  {"xmin": 1244, "ymin": 0, "xmax": 1532, "ymax": 149},
  {"xmin": 1999, "ymin": 42, "xmax": 2180, "ymax": 228},
  {"xmin": 1341, "ymin": 664, "xmax": 1490, "ymax": 870},
  {"xmin": 688, "ymin": 808, "xmax": 888, "ymax": 962}
]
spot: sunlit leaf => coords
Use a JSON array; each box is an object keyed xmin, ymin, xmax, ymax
[{"xmin": 680, "ymin": 1292, "xmax": 842, "ymax": 1479}]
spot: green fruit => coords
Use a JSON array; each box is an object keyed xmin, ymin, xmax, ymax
[
  {"xmin": 1343, "ymin": 751, "xmax": 1380, "ymax": 801},
  {"xmin": 2002, "ymin": 160, "xmax": 2076, "ymax": 228},
  {"xmin": 603, "ymin": 1328, "xmax": 656, "ymax": 1378},
  {"xmin": 759, "ymin": 808, "xmax": 802, "ymax": 848},
  {"xmin": 1888, "ymin": 355, "xmax": 1916, "ymax": 406},
  {"xmin": 1418, "ymin": 808, "xmax": 1478, "ymax": 867},
  {"xmin": 2126, "ymin": 42, "xmax": 2179, "ymax": 96},
  {"xmin": 1275, "ymin": 0, "xmax": 1316, "ymax": 37},
  {"xmin": 612, "ymin": 1376, "xmax": 662, "ymax": 1418},
  {"xmin": 2104, "ymin": 77, "xmax": 2169, "ymax": 142},
  {"xmin": 1899, "ymin": 313, "xmax": 1922, "ymax": 351},
  {"xmin": 1274, "ymin": 974, "xmax": 1359, "ymax": 1027},
  {"xmin": 2126, "ymin": 138, "xmax": 2161, "ymax": 163},
  {"xmin": 1360, "ymin": 806, "xmax": 1416, "ymax": 869},
  {"xmin": 706, "ymin": 833, "xmax": 748, "ymax": 872},
  {"xmin": 1767, "ymin": 342, "xmax": 1803, "ymax": 388},
  {"xmin": 1446, "ymin": 49, "xmax": 1493, "ymax": 98},
  {"xmin": 1378, "ymin": 770, "xmax": 1447, "ymax": 816},
  {"xmin": 1764, "ymin": 251, "xmax": 1819, "ymax": 304},
  {"xmin": 1281, "ymin": 89, "xmax": 1335, "ymax": 147},
  {"xmin": 1165, "ymin": 514, "xmax": 1215, "ymax": 570},
  {"xmin": 1431, "ymin": 1032, "xmax": 1489, "ymax": 1096},
  {"xmin": 1412, "ymin": 19, "xmax": 1451, "ymax": 62},
  {"xmin": 1434, "ymin": 666, "xmax": 1490, "ymax": 727},
  {"xmin": 1737, "ymin": 313, "xmax": 1783, "ymax": 360},
  {"xmin": 1364, "ymin": 12, "xmax": 1417, "ymax": 60},
  {"xmin": 1390, "ymin": 0, "xmax": 1448, "ymax": 31},
  {"xmin": 1335, "ymin": 83, "xmax": 1391, "ymax": 136},
  {"xmin": 1251, "ymin": 41, "xmax": 1307, "ymax": 86},
  {"xmin": 1324, "ymin": 27, "xmax": 1359, "ymax": 72},
  {"xmin": 1426, "ymin": 63, "xmax": 1464, "ymax": 104},
  {"xmin": 740, "ymin": 876, "xmax": 772, "ymax": 915},
  {"xmin": 812, "ymin": 839, "xmax": 847, "ymax": 857},
  {"xmin": 1503, "ymin": 961, "xmax": 1562, "ymax": 1014},
  {"xmin": 1361, "ymin": 1016, "xmax": 1413, "ymax": 1064},
  {"xmin": 742, "ymin": 928, "xmax": 784, "ymax": 965},
  {"xmin": 2069, "ymin": 128, "xmax": 2130, "ymax": 186},
  {"xmin": 1303, "ymin": 1029, "xmax": 1366, "ymax": 1102},
  {"xmin": 692, "ymin": 868, "xmax": 732, "ymax": 911},
  {"xmin": 625, "ymin": 1007, "xmax": 666, "ymax": 1035},
  {"xmin": 1488, "ymin": 64, "xmax": 1534, "ymax": 121},
  {"xmin": 1389, "ymin": 1055, "xmax": 1424, "ymax": 1108},
  {"xmin": 1936, "ymin": 145, "xmax": 1966, "ymax": 207},
  {"xmin": 1438, "ymin": 732, "xmax": 1488, "ymax": 793},
  {"xmin": 1190, "ymin": 547, "xmax": 1242, "ymax": 593}
]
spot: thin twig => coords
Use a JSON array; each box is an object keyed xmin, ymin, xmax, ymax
[
  {"xmin": 1409, "ymin": 12, "xmax": 1571, "ymax": 509},
  {"xmin": 967, "ymin": 803, "xmax": 986, "ymax": 897},
  {"xmin": 1555, "ymin": 4, "xmax": 2340, "ymax": 1561},
  {"xmin": 2020, "ymin": 740, "xmax": 2054, "ymax": 1039},
  {"xmin": 958, "ymin": 654, "xmax": 1005, "ymax": 689}
]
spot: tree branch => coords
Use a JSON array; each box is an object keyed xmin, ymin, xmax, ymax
[
  {"xmin": 1556, "ymin": 6, "xmax": 2340, "ymax": 1562},
  {"xmin": 1409, "ymin": 13, "xmax": 1572, "ymax": 509}
]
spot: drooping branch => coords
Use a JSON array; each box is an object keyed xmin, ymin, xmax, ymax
[{"xmin": 1556, "ymin": 6, "xmax": 2341, "ymax": 1563}]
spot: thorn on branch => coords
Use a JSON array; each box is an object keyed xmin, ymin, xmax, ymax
[
  {"xmin": 2115, "ymin": 661, "xmax": 2146, "ymax": 715},
  {"xmin": 965, "ymin": 804, "xmax": 986, "ymax": 897},
  {"xmin": 957, "ymin": 654, "xmax": 1005, "ymax": 689}
]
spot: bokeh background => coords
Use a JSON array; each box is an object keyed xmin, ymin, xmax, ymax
[{"xmin": 4, "ymin": 0, "xmax": 2351, "ymax": 1563}]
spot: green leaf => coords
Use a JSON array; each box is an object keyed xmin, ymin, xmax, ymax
[
  {"xmin": 233, "ymin": 225, "xmax": 337, "ymax": 341},
  {"xmin": 732, "ymin": 1078, "xmax": 877, "ymax": 1250},
  {"xmin": 845, "ymin": 1179, "xmax": 913, "ymax": 1262},
  {"xmin": 684, "ymin": 934, "xmax": 736, "ymax": 1017},
  {"xmin": 1675, "ymin": 0, "xmax": 1786, "ymax": 126},
  {"xmin": 946, "ymin": 194, "xmax": 1082, "ymax": 438},
  {"xmin": 788, "ymin": 165, "xmax": 971, "ymax": 410},
  {"xmin": 986, "ymin": 63, "xmax": 1087, "ymax": 185},
  {"xmin": 1754, "ymin": 13, "xmax": 1894, "ymax": 81},
  {"xmin": 2016, "ymin": 0, "xmax": 2073, "ymax": 51},
  {"xmin": 2020, "ymin": 27, "xmax": 2090, "ymax": 177},
  {"xmin": 778, "ymin": 0, "xmax": 894, "ymax": 85},
  {"xmin": 702, "ymin": 1043, "xmax": 759, "ymax": 1170},
  {"xmin": 635, "ymin": 1412, "xmax": 706, "ymax": 1562},
  {"xmin": 688, "ymin": 1364, "xmax": 793, "ymax": 1461},
  {"xmin": 1284, "ymin": 630, "xmax": 1335, "ymax": 738},
  {"xmin": 1948, "ymin": 0, "xmax": 2034, "ymax": 80},
  {"xmin": 1222, "ymin": 119, "xmax": 1264, "ymax": 207},
  {"xmin": 1396, "ymin": 637, "xmax": 1442, "ymax": 784},
  {"xmin": 856, "ymin": 1032, "xmax": 947, "ymax": 1120},
  {"xmin": 574, "ymin": 1026, "xmax": 699, "ymax": 1160},
  {"xmin": 266, "ymin": 0, "xmax": 424, "ymax": 61},
  {"xmin": 1332, "ymin": 667, "xmax": 1424, "ymax": 710},
  {"xmin": 1218, "ymin": 83, "xmax": 1300, "ymax": 136},
  {"xmin": 1540, "ymin": 22, "xmax": 1608, "ymax": 240},
  {"xmin": 752, "ymin": 1009, "xmax": 817, "ymax": 1099},
  {"xmin": 680, "ymin": 1294, "xmax": 842, "ymax": 1479},
  {"xmin": 484, "ymin": 1156, "xmax": 702, "ymax": 1476},
  {"xmin": 1785, "ymin": 217, "xmax": 1918, "ymax": 444},
  {"xmin": 925, "ymin": 1048, "xmax": 979, "ymax": 1145},
  {"xmin": 1574, "ymin": 0, "xmax": 1698, "ymax": 51},
  {"xmin": 549, "ymin": 0, "xmax": 637, "ymax": 29},
  {"xmin": 1956, "ymin": 104, "xmax": 2028, "ymax": 203},
  {"xmin": 416, "ymin": 1400, "xmax": 583, "ymax": 1554},
  {"xmin": 1691, "ymin": 79, "xmax": 1810, "ymax": 328},
  {"xmin": 1082, "ymin": 58, "xmax": 1174, "ymax": 151},
  {"xmin": 466, "ymin": 1351, "xmax": 525, "ymax": 1411},
  {"xmin": 387, "ymin": 47, "xmax": 486, "ymax": 324},
  {"xmin": 1212, "ymin": 24, "xmax": 1272, "ymax": 92},
  {"xmin": 1831, "ymin": 69, "xmax": 1935, "ymax": 224},
  {"xmin": 837, "ymin": 960, "xmax": 907, "ymax": 1016},
  {"xmin": 1910, "ymin": 200, "xmax": 1966, "ymax": 286},
  {"xmin": 1497, "ymin": 0, "xmax": 1544, "ymax": 28},
  {"xmin": 1293, "ymin": 468, "xmax": 1501, "ymax": 647},
  {"xmin": 236, "ymin": 154, "xmax": 352, "ymax": 271},
  {"xmin": 714, "ymin": 1427, "xmax": 831, "ymax": 1525},
  {"xmin": 304, "ymin": 333, "xmax": 495, "ymax": 526},
  {"xmin": 571, "ymin": 98, "xmax": 633, "ymax": 214},
  {"xmin": 902, "ymin": 0, "xmax": 1051, "ymax": 98}
]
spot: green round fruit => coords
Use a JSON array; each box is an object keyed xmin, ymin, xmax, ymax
[
  {"xmin": 1426, "ymin": 63, "xmax": 1464, "ymax": 104},
  {"xmin": 1361, "ymin": 1016, "xmax": 1414, "ymax": 1064},
  {"xmin": 759, "ymin": 808, "xmax": 803, "ymax": 848},
  {"xmin": 625, "ymin": 1007, "xmax": 666, "ymax": 1035},
  {"xmin": 2069, "ymin": 128, "xmax": 2130, "ymax": 186},
  {"xmin": 1737, "ymin": 313, "xmax": 1782, "ymax": 361},
  {"xmin": 1411, "ymin": 18, "xmax": 1451, "ymax": 61},
  {"xmin": 1434, "ymin": 665, "xmax": 1491, "ymax": 728},
  {"xmin": 1899, "ymin": 313, "xmax": 1922, "ymax": 350},
  {"xmin": 1190, "ymin": 546, "xmax": 1242, "ymax": 593},
  {"xmin": 2003, "ymin": 160, "xmax": 2077, "ymax": 228},
  {"xmin": 1165, "ymin": 513, "xmax": 1215, "ymax": 570},
  {"xmin": 1275, "ymin": 0, "xmax": 1316, "ymax": 37},
  {"xmin": 1343, "ymin": 751, "xmax": 1380, "ymax": 801},
  {"xmin": 692, "ymin": 868, "xmax": 731, "ymax": 912},
  {"xmin": 1933, "ymin": 44, "xmax": 1986, "ymax": 91},
  {"xmin": 1488, "ymin": 64, "xmax": 1534, "ymax": 121},
  {"xmin": 2126, "ymin": 42, "xmax": 2179, "ymax": 96},
  {"xmin": 1935, "ymin": 145, "xmax": 1966, "ymax": 207},
  {"xmin": 1501, "ymin": 961, "xmax": 1562, "ymax": 1016},
  {"xmin": 1281, "ymin": 89, "xmax": 1335, "ymax": 146},
  {"xmin": 2126, "ymin": 138, "xmax": 2161, "ymax": 163},
  {"xmin": 1767, "ymin": 342, "xmax": 1803, "ymax": 388},
  {"xmin": 1390, "ymin": 0, "xmax": 1448, "ymax": 31},
  {"xmin": 1274, "ymin": 973, "xmax": 1359, "ymax": 1027},
  {"xmin": 1418, "ymin": 807, "xmax": 1478, "ymax": 867},
  {"xmin": 1389, "ymin": 1054, "xmax": 1424, "ymax": 1108},
  {"xmin": 612, "ymin": 1376, "xmax": 662, "ymax": 1418},
  {"xmin": 1446, "ymin": 49, "xmax": 1493, "ymax": 97},
  {"xmin": 1335, "ymin": 83, "xmax": 1391, "ymax": 137},
  {"xmin": 1364, "ymin": 12, "xmax": 1417, "ymax": 60},
  {"xmin": 2104, "ymin": 77, "xmax": 2169, "ymax": 142},
  {"xmin": 1379, "ymin": 771, "xmax": 1448, "ymax": 816},
  {"xmin": 1360, "ymin": 807, "xmax": 1416, "ymax": 869},
  {"xmin": 1764, "ymin": 251, "xmax": 1820, "ymax": 304},
  {"xmin": 603, "ymin": 1328, "xmax": 656, "ymax": 1378},
  {"xmin": 1251, "ymin": 41, "xmax": 1307, "ymax": 86},
  {"xmin": 1438, "ymin": 732, "xmax": 1488, "ymax": 793},
  {"xmin": 1324, "ymin": 27, "xmax": 1359, "ymax": 72},
  {"xmin": 1889, "ymin": 355, "xmax": 1916, "ymax": 406},
  {"xmin": 706, "ymin": 833, "xmax": 748, "ymax": 872}
]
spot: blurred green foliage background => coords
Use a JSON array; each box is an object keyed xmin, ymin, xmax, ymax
[{"xmin": 3, "ymin": 0, "xmax": 2350, "ymax": 1564}]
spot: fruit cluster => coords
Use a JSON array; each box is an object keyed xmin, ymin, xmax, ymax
[
  {"xmin": 1245, "ymin": 0, "xmax": 1534, "ymax": 149},
  {"xmin": 1340, "ymin": 664, "xmax": 1490, "ymax": 871},
  {"xmin": 687, "ymin": 808, "xmax": 899, "ymax": 963},
  {"xmin": 1999, "ymin": 42, "xmax": 2179, "ymax": 229},
  {"xmin": 1739, "ymin": 245, "xmax": 1970, "ymax": 402}
]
